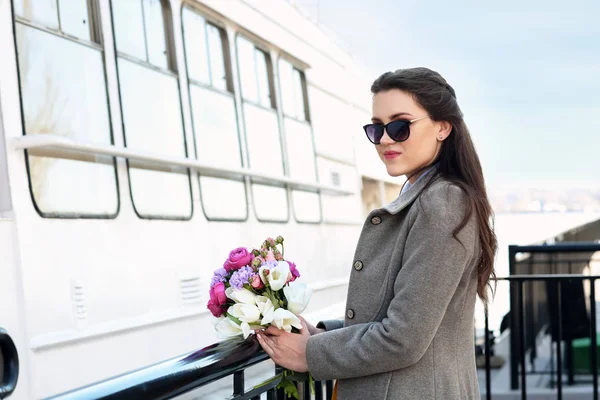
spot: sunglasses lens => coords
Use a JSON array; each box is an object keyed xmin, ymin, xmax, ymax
[
  {"xmin": 364, "ymin": 124, "xmax": 382, "ymax": 144},
  {"xmin": 387, "ymin": 120, "xmax": 410, "ymax": 142}
]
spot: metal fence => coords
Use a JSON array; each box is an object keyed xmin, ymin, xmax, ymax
[
  {"xmin": 43, "ymin": 335, "xmax": 333, "ymax": 400},
  {"xmin": 482, "ymin": 242, "xmax": 600, "ymax": 400}
]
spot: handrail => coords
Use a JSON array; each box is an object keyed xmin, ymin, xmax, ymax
[
  {"xmin": 11, "ymin": 134, "xmax": 354, "ymax": 196},
  {"xmin": 509, "ymin": 242, "xmax": 600, "ymax": 253},
  {"xmin": 45, "ymin": 337, "xmax": 270, "ymax": 400},
  {"xmin": 0, "ymin": 328, "xmax": 19, "ymax": 399}
]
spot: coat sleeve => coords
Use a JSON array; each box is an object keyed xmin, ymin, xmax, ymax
[
  {"xmin": 305, "ymin": 184, "xmax": 479, "ymax": 380},
  {"xmin": 316, "ymin": 320, "xmax": 344, "ymax": 331}
]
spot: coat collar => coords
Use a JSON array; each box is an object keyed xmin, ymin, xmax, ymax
[{"xmin": 382, "ymin": 167, "xmax": 439, "ymax": 215}]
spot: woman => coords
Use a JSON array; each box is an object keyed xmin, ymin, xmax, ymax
[{"xmin": 257, "ymin": 67, "xmax": 497, "ymax": 399}]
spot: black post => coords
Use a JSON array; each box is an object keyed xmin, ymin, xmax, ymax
[
  {"xmin": 590, "ymin": 278, "xmax": 598, "ymax": 400},
  {"xmin": 315, "ymin": 381, "xmax": 323, "ymax": 400},
  {"xmin": 325, "ymin": 380, "xmax": 333, "ymax": 400},
  {"xmin": 485, "ymin": 305, "xmax": 491, "ymax": 400},
  {"xmin": 233, "ymin": 371, "xmax": 244, "ymax": 396},
  {"xmin": 518, "ymin": 281, "xmax": 527, "ymax": 400},
  {"xmin": 566, "ymin": 339, "xmax": 574, "ymax": 385},
  {"xmin": 509, "ymin": 246, "xmax": 520, "ymax": 390},
  {"xmin": 275, "ymin": 367, "xmax": 285, "ymax": 400},
  {"xmin": 557, "ymin": 281, "xmax": 563, "ymax": 400},
  {"xmin": 303, "ymin": 379, "xmax": 311, "ymax": 400}
]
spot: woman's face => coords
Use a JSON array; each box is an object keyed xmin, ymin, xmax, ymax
[{"xmin": 371, "ymin": 89, "xmax": 450, "ymax": 181}]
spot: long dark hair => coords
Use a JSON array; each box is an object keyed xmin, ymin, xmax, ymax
[{"xmin": 371, "ymin": 67, "xmax": 497, "ymax": 302}]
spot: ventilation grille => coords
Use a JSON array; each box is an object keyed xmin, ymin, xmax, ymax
[
  {"xmin": 71, "ymin": 282, "xmax": 87, "ymax": 320},
  {"xmin": 180, "ymin": 277, "xmax": 202, "ymax": 304}
]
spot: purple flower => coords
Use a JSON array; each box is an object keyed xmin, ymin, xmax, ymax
[
  {"xmin": 288, "ymin": 261, "xmax": 300, "ymax": 282},
  {"xmin": 229, "ymin": 266, "xmax": 256, "ymax": 290},
  {"xmin": 210, "ymin": 267, "xmax": 229, "ymax": 288}
]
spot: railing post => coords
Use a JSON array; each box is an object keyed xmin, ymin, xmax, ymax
[
  {"xmin": 275, "ymin": 366, "xmax": 285, "ymax": 400},
  {"xmin": 518, "ymin": 281, "xmax": 527, "ymax": 400},
  {"xmin": 556, "ymin": 281, "xmax": 563, "ymax": 400},
  {"xmin": 509, "ymin": 245, "xmax": 520, "ymax": 391},
  {"xmin": 590, "ymin": 277, "xmax": 598, "ymax": 400},
  {"xmin": 484, "ymin": 305, "xmax": 491, "ymax": 400},
  {"xmin": 325, "ymin": 380, "xmax": 333, "ymax": 400},
  {"xmin": 233, "ymin": 371, "xmax": 244, "ymax": 397},
  {"xmin": 314, "ymin": 380, "xmax": 323, "ymax": 400},
  {"xmin": 303, "ymin": 379, "xmax": 310, "ymax": 400}
]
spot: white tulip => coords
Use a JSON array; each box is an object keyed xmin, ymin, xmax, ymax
[
  {"xmin": 215, "ymin": 317, "xmax": 242, "ymax": 338},
  {"xmin": 283, "ymin": 281, "xmax": 312, "ymax": 314},
  {"xmin": 225, "ymin": 287, "xmax": 257, "ymax": 304},
  {"xmin": 266, "ymin": 261, "xmax": 290, "ymax": 291},
  {"xmin": 228, "ymin": 303, "xmax": 261, "ymax": 324},
  {"xmin": 255, "ymin": 295, "xmax": 275, "ymax": 325},
  {"xmin": 271, "ymin": 308, "xmax": 302, "ymax": 333},
  {"xmin": 241, "ymin": 321, "xmax": 252, "ymax": 339},
  {"xmin": 215, "ymin": 317, "xmax": 253, "ymax": 339}
]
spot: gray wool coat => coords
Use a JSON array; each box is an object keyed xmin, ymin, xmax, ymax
[{"xmin": 306, "ymin": 172, "xmax": 481, "ymax": 400}]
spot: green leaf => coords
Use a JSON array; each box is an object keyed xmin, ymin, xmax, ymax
[
  {"xmin": 277, "ymin": 378, "xmax": 299, "ymax": 399},
  {"xmin": 226, "ymin": 313, "xmax": 242, "ymax": 326}
]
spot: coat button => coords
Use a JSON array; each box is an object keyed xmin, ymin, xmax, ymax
[
  {"xmin": 353, "ymin": 260, "xmax": 363, "ymax": 271},
  {"xmin": 346, "ymin": 309, "xmax": 355, "ymax": 319},
  {"xmin": 371, "ymin": 216, "xmax": 382, "ymax": 225}
]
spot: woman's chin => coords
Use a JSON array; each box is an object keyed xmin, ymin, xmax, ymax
[{"xmin": 385, "ymin": 165, "xmax": 407, "ymax": 178}]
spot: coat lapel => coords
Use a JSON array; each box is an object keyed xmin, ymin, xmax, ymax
[{"xmin": 382, "ymin": 168, "xmax": 439, "ymax": 215}]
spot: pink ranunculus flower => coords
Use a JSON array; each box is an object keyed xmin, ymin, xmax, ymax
[
  {"xmin": 287, "ymin": 261, "xmax": 300, "ymax": 282},
  {"xmin": 207, "ymin": 282, "xmax": 227, "ymax": 317},
  {"xmin": 223, "ymin": 247, "xmax": 254, "ymax": 272},
  {"xmin": 207, "ymin": 298, "xmax": 224, "ymax": 317},
  {"xmin": 210, "ymin": 282, "xmax": 227, "ymax": 305},
  {"xmin": 251, "ymin": 275, "xmax": 264, "ymax": 290},
  {"xmin": 265, "ymin": 250, "xmax": 276, "ymax": 262}
]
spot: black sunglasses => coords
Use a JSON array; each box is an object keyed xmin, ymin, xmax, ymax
[{"xmin": 363, "ymin": 116, "xmax": 430, "ymax": 145}]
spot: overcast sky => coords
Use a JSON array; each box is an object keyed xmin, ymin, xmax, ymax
[{"xmin": 299, "ymin": 0, "xmax": 600, "ymax": 189}]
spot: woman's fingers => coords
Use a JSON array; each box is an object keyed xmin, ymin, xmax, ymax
[
  {"xmin": 264, "ymin": 326, "xmax": 282, "ymax": 336},
  {"xmin": 300, "ymin": 319, "xmax": 311, "ymax": 338},
  {"xmin": 257, "ymin": 333, "xmax": 274, "ymax": 356}
]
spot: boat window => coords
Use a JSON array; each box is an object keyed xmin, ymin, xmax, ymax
[
  {"xmin": 279, "ymin": 58, "xmax": 320, "ymax": 223},
  {"xmin": 14, "ymin": 1, "xmax": 119, "ymax": 217},
  {"xmin": 182, "ymin": 7, "xmax": 246, "ymax": 220},
  {"xmin": 236, "ymin": 35, "xmax": 288, "ymax": 222},
  {"xmin": 112, "ymin": 0, "xmax": 192, "ymax": 219}
]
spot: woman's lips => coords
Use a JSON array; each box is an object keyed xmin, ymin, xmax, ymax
[{"xmin": 384, "ymin": 151, "xmax": 401, "ymax": 160}]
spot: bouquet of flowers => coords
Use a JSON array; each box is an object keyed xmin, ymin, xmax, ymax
[{"xmin": 207, "ymin": 236, "xmax": 313, "ymax": 399}]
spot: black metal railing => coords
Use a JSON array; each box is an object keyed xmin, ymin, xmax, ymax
[
  {"xmin": 482, "ymin": 242, "xmax": 600, "ymax": 400},
  {"xmin": 44, "ymin": 335, "xmax": 333, "ymax": 400}
]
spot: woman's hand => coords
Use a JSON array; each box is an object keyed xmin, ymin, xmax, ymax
[
  {"xmin": 297, "ymin": 315, "xmax": 325, "ymax": 336},
  {"xmin": 257, "ymin": 319, "xmax": 311, "ymax": 372}
]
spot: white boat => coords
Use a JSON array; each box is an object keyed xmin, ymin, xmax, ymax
[
  {"xmin": 2, "ymin": 1, "xmax": 599, "ymax": 399},
  {"xmin": 0, "ymin": 0, "xmax": 405, "ymax": 398}
]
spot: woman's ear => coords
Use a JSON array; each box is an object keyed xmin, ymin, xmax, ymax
[{"xmin": 437, "ymin": 121, "xmax": 452, "ymax": 141}]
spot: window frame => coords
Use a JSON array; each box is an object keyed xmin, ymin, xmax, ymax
[
  {"xmin": 277, "ymin": 55, "xmax": 322, "ymax": 224},
  {"xmin": 111, "ymin": 0, "xmax": 193, "ymax": 221},
  {"xmin": 235, "ymin": 32, "xmax": 290, "ymax": 224},
  {"xmin": 111, "ymin": 0, "xmax": 177, "ymax": 73},
  {"xmin": 13, "ymin": 1, "xmax": 121, "ymax": 219},
  {"xmin": 181, "ymin": 4, "xmax": 248, "ymax": 222}
]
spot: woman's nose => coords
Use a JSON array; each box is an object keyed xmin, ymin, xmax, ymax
[{"xmin": 379, "ymin": 128, "xmax": 395, "ymax": 145}]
